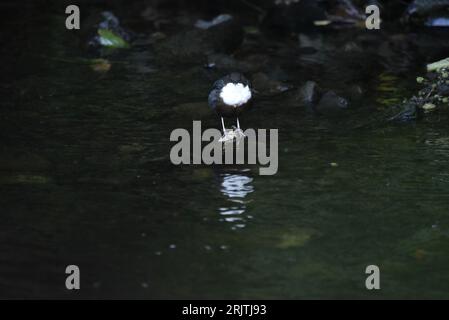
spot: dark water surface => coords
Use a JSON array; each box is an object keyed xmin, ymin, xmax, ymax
[{"xmin": 2, "ymin": 2, "xmax": 449, "ymax": 299}]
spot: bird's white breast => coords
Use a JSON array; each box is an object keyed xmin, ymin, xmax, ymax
[{"xmin": 219, "ymin": 83, "xmax": 252, "ymax": 107}]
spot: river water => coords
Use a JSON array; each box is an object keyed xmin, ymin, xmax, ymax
[{"xmin": 1, "ymin": 1, "xmax": 449, "ymax": 298}]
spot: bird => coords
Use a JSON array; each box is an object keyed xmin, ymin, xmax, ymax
[{"xmin": 208, "ymin": 73, "xmax": 253, "ymax": 140}]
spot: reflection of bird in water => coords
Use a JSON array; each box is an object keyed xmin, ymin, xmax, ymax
[
  {"xmin": 208, "ymin": 73, "xmax": 253, "ymax": 141},
  {"xmin": 216, "ymin": 170, "xmax": 254, "ymax": 230}
]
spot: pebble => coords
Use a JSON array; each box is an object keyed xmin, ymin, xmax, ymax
[{"xmin": 422, "ymin": 103, "xmax": 436, "ymax": 111}]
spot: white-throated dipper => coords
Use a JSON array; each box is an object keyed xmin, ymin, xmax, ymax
[{"xmin": 208, "ymin": 73, "xmax": 253, "ymax": 140}]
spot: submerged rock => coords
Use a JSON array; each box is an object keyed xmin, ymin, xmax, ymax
[
  {"xmin": 263, "ymin": 0, "xmax": 366, "ymax": 33},
  {"xmin": 157, "ymin": 14, "xmax": 243, "ymax": 64},
  {"xmin": 263, "ymin": 0, "xmax": 327, "ymax": 33},
  {"xmin": 296, "ymin": 81, "xmax": 319, "ymax": 109},
  {"xmin": 390, "ymin": 60, "xmax": 449, "ymax": 122},
  {"xmin": 388, "ymin": 99, "xmax": 420, "ymax": 122},
  {"xmin": 251, "ymin": 72, "xmax": 290, "ymax": 96},
  {"xmin": 405, "ymin": 0, "xmax": 449, "ymax": 17},
  {"xmin": 87, "ymin": 11, "xmax": 132, "ymax": 49},
  {"xmin": 404, "ymin": 0, "xmax": 449, "ymax": 27},
  {"xmin": 294, "ymin": 81, "xmax": 349, "ymax": 116},
  {"xmin": 316, "ymin": 90, "xmax": 349, "ymax": 115}
]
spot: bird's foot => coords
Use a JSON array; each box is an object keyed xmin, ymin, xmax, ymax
[
  {"xmin": 218, "ymin": 127, "xmax": 245, "ymax": 143},
  {"xmin": 219, "ymin": 129, "xmax": 236, "ymax": 143},
  {"xmin": 233, "ymin": 127, "xmax": 246, "ymax": 139}
]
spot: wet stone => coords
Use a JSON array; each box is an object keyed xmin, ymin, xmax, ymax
[
  {"xmin": 156, "ymin": 14, "xmax": 243, "ymax": 64},
  {"xmin": 252, "ymin": 72, "xmax": 290, "ymax": 96}
]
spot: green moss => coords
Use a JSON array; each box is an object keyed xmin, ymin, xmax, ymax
[{"xmin": 98, "ymin": 29, "xmax": 130, "ymax": 48}]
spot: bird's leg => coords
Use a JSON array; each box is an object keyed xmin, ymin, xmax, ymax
[
  {"xmin": 221, "ymin": 117, "xmax": 226, "ymax": 134},
  {"xmin": 235, "ymin": 118, "xmax": 245, "ymax": 138},
  {"xmin": 219, "ymin": 117, "xmax": 234, "ymax": 142}
]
